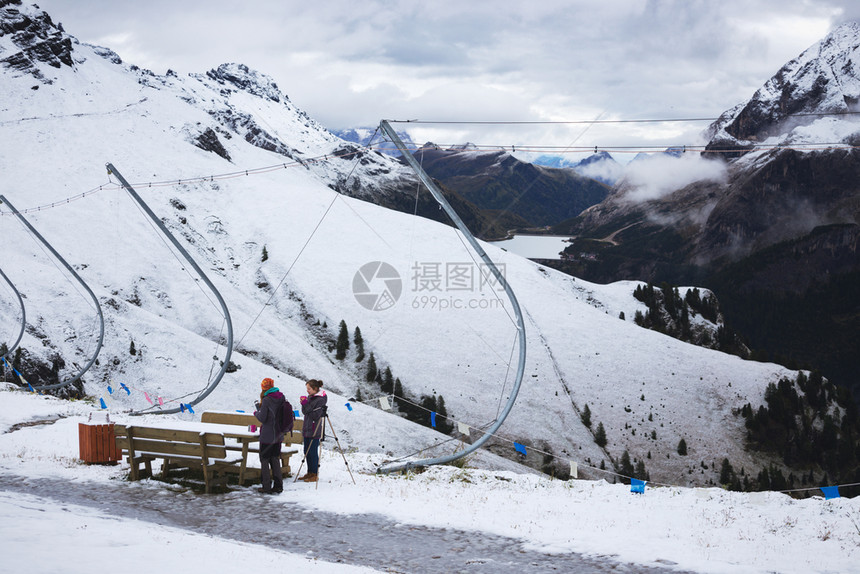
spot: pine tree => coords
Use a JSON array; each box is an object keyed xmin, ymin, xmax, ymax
[
  {"xmin": 594, "ymin": 422, "xmax": 607, "ymax": 448},
  {"xmin": 381, "ymin": 366, "xmax": 394, "ymax": 393},
  {"xmin": 420, "ymin": 395, "xmax": 437, "ymax": 417},
  {"xmin": 0, "ymin": 343, "xmax": 7, "ymax": 375},
  {"xmin": 261, "ymin": 245, "xmax": 268, "ymax": 262},
  {"xmin": 394, "ymin": 378, "xmax": 403, "ymax": 398},
  {"xmin": 620, "ymin": 450, "xmax": 634, "ymax": 478},
  {"xmin": 129, "ymin": 340, "xmax": 137, "ymax": 356},
  {"xmin": 335, "ymin": 320, "xmax": 349, "ymax": 360},
  {"xmin": 437, "ymin": 395, "xmax": 452, "ymax": 433},
  {"xmin": 354, "ymin": 326, "xmax": 365, "ymax": 362},
  {"xmin": 720, "ymin": 458, "xmax": 734, "ymax": 485},
  {"xmin": 365, "ymin": 352, "xmax": 378, "ymax": 382},
  {"xmin": 581, "ymin": 403, "xmax": 592, "ymax": 428},
  {"xmin": 677, "ymin": 438, "xmax": 688, "ymax": 456}
]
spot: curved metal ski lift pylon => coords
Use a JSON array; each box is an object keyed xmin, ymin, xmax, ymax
[
  {"xmin": 0, "ymin": 194, "xmax": 104, "ymax": 391},
  {"xmin": 375, "ymin": 120, "xmax": 527, "ymax": 474},
  {"xmin": 0, "ymin": 265, "xmax": 26, "ymax": 362},
  {"xmin": 106, "ymin": 163, "xmax": 234, "ymax": 416}
]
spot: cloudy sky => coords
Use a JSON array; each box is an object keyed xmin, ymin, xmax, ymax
[{"xmin": 32, "ymin": 0, "xmax": 860, "ymax": 154}]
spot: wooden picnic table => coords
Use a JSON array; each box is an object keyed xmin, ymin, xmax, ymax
[{"xmin": 139, "ymin": 420, "xmax": 261, "ymax": 485}]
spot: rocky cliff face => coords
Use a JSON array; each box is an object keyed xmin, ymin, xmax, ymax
[{"xmin": 0, "ymin": 0, "xmax": 73, "ymax": 82}]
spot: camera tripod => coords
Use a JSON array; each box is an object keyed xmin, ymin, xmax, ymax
[{"xmin": 294, "ymin": 410, "xmax": 356, "ymax": 488}]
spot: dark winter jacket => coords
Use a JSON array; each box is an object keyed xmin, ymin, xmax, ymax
[
  {"xmin": 301, "ymin": 390, "xmax": 328, "ymax": 439},
  {"xmin": 254, "ymin": 388, "xmax": 286, "ymax": 444}
]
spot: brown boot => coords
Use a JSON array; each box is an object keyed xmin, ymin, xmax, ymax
[{"xmin": 300, "ymin": 473, "xmax": 318, "ymax": 482}]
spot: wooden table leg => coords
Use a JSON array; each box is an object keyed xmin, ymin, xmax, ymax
[{"xmin": 239, "ymin": 440, "xmax": 249, "ymax": 485}]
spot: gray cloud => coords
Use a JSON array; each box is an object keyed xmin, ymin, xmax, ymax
[
  {"xmin": 34, "ymin": 0, "xmax": 860, "ymax": 150},
  {"xmin": 621, "ymin": 153, "xmax": 728, "ymax": 203}
]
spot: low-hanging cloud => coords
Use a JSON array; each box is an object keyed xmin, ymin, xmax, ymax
[
  {"xmin": 575, "ymin": 159, "xmax": 625, "ymax": 186},
  {"xmin": 621, "ymin": 153, "xmax": 728, "ymax": 203}
]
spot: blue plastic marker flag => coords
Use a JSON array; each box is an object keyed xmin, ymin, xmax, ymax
[
  {"xmin": 186, "ymin": 404, "xmax": 195, "ymax": 414},
  {"xmin": 630, "ymin": 478, "xmax": 646, "ymax": 494},
  {"xmin": 821, "ymin": 485, "xmax": 840, "ymax": 500},
  {"xmin": 345, "ymin": 403, "xmax": 353, "ymax": 411},
  {"xmin": 120, "ymin": 383, "xmax": 130, "ymax": 395},
  {"xmin": 430, "ymin": 411, "xmax": 437, "ymax": 427},
  {"xmin": 107, "ymin": 385, "xmax": 113, "ymax": 395},
  {"xmin": 179, "ymin": 403, "xmax": 185, "ymax": 413},
  {"xmin": 99, "ymin": 398, "xmax": 107, "ymax": 409},
  {"xmin": 294, "ymin": 409, "xmax": 300, "ymax": 418},
  {"xmin": 514, "ymin": 442, "xmax": 527, "ymax": 455}
]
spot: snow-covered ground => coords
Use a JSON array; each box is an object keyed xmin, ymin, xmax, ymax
[{"xmin": 1, "ymin": 387, "xmax": 858, "ymax": 574}]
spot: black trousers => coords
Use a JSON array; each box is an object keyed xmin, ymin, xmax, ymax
[{"xmin": 259, "ymin": 442, "xmax": 282, "ymax": 492}]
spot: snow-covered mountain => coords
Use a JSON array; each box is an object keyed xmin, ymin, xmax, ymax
[
  {"xmin": 333, "ymin": 126, "xmax": 417, "ymax": 157},
  {"xmin": 0, "ymin": 1, "xmax": 804, "ymax": 485},
  {"xmin": 705, "ymin": 21, "xmax": 860, "ymax": 152},
  {"xmin": 533, "ymin": 151, "xmax": 623, "ymax": 186}
]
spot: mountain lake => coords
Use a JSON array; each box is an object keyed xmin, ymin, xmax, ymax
[{"xmin": 491, "ymin": 235, "xmax": 571, "ymax": 259}]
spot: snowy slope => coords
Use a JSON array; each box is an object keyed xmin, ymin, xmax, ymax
[
  {"xmin": 1, "ymin": 389, "xmax": 859, "ymax": 574},
  {"xmin": 0, "ymin": 2, "xmax": 801, "ymax": 486}
]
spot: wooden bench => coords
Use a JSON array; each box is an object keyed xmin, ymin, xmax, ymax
[
  {"xmin": 114, "ymin": 424, "xmax": 241, "ymax": 494},
  {"xmin": 201, "ymin": 411, "xmax": 304, "ymax": 478}
]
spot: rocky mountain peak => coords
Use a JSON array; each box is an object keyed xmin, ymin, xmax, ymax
[
  {"xmin": 707, "ymin": 21, "xmax": 860, "ymax": 150},
  {"xmin": 0, "ymin": 0, "xmax": 73, "ymax": 81},
  {"xmin": 203, "ymin": 62, "xmax": 285, "ymax": 103}
]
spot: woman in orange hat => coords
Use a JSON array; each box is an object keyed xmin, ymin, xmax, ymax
[{"xmin": 254, "ymin": 377, "xmax": 286, "ymax": 493}]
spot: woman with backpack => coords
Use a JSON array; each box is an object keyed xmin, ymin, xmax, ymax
[
  {"xmin": 254, "ymin": 377, "xmax": 287, "ymax": 494},
  {"xmin": 297, "ymin": 379, "xmax": 327, "ymax": 482}
]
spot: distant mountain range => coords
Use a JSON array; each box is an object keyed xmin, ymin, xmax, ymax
[
  {"xmin": 403, "ymin": 144, "xmax": 610, "ymax": 228},
  {"xmin": 332, "ymin": 126, "xmax": 416, "ymax": 157},
  {"xmin": 532, "ymin": 150, "xmax": 623, "ymax": 186},
  {"xmin": 552, "ymin": 21, "xmax": 860, "ymax": 401},
  {"xmin": 327, "ymin": 129, "xmax": 613, "ymax": 230}
]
